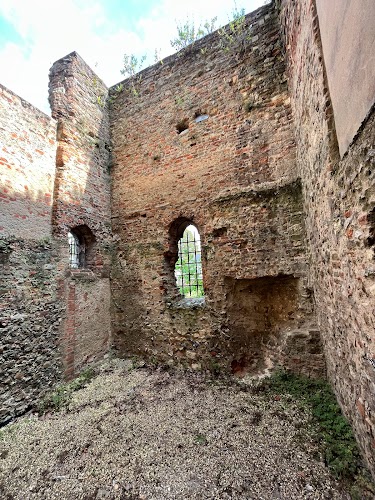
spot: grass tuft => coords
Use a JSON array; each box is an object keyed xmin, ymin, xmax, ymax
[
  {"xmin": 259, "ymin": 370, "xmax": 362, "ymax": 479},
  {"xmin": 38, "ymin": 367, "xmax": 95, "ymax": 414}
]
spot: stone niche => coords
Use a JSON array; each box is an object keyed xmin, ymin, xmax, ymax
[{"xmin": 224, "ymin": 275, "xmax": 324, "ymax": 377}]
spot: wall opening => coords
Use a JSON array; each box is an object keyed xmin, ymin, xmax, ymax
[
  {"xmin": 176, "ymin": 119, "xmax": 189, "ymax": 134},
  {"xmin": 164, "ymin": 218, "xmax": 204, "ymax": 300},
  {"xmin": 68, "ymin": 225, "xmax": 96, "ymax": 269},
  {"xmin": 225, "ymin": 275, "xmax": 299, "ymax": 376},
  {"xmin": 175, "ymin": 225, "xmax": 204, "ymax": 298}
]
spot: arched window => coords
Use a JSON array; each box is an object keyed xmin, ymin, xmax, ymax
[{"xmin": 174, "ymin": 224, "xmax": 204, "ymax": 298}]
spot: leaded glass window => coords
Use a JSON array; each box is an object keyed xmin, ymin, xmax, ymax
[
  {"xmin": 175, "ymin": 225, "xmax": 204, "ymax": 298},
  {"xmin": 68, "ymin": 231, "xmax": 81, "ymax": 268}
]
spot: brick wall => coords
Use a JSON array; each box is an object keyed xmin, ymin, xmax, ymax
[
  {"xmin": 0, "ymin": 85, "xmax": 62, "ymax": 424},
  {"xmin": 0, "ymin": 84, "xmax": 56, "ymax": 239},
  {"xmin": 49, "ymin": 52, "xmax": 112, "ymax": 379},
  {"xmin": 280, "ymin": 0, "xmax": 375, "ymax": 476},
  {"xmin": 110, "ymin": 4, "xmax": 325, "ymax": 376}
]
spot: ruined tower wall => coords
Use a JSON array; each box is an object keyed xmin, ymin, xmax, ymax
[
  {"xmin": 0, "ymin": 84, "xmax": 62, "ymax": 424},
  {"xmin": 280, "ymin": 0, "xmax": 375, "ymax": 475},
  {"xmin": 110, "ymin": 4, "xmax": 325, "ymax": 375},
  {"xmin": 49, "ymin": 52, "xmax": 113, "ymax": 378}
]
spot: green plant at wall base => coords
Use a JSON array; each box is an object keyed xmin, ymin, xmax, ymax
[
  {"xmin": 260, "ymin": 370, "xmax": 364, "ymax": 480},
  {"xmin": 38, "ymin": 367, "xmax": 95, "ymax": 414}
]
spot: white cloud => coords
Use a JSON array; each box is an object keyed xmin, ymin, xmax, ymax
[{"xmin": 0, "ymin": 0, "xmax": 266, "ymax": 114}]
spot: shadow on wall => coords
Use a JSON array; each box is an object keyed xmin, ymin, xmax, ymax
[{"xmin": 225, "ymin": 275, "xmax": 300, "ymax": 375}]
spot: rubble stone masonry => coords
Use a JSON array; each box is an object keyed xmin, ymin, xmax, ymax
[
  {"xmin": 0, "ymin": 0, "xmax": 374, "ymax": 480},
  {"xmin": 279, "ymin": 0, "xmax": 375, "ymax": 475},
  {"xmin": 0, "ymin": 85, "xmax": 61, "ymax": 423},
  {"xmin": 110, "ymin": 4, "xmax": 324, "ymax": 377}
]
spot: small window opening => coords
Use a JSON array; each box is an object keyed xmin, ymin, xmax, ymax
[
  {"xmin": 68, "ymin": 231, "xmax": 84, "ymax": 268},
  {"xmin": 175, "ymin": 225, "xmax": 204, "ymax": 298},
  {"xmin": 67, "ymin": 225, "xmax": 95, "ymax": 269},
  {"xmin": 176, "ymin": 118, "xmax": 189, "ymax": 134}
]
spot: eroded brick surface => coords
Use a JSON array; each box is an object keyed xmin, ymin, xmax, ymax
[
  {"xmin": 0, "ymin": 0, "xmax": 373, "ymax": 481},
  {"xmin": 280, "ymin": 0, "xmax": 375, "ymax": 476},
  {"xmin": 49, "ymin": 52, "xmax": 112, "ymax": 378},
  {"xmin": 110, "ymin": 4, "xmax": 323, "ymax": 377},
  {"xmin": 0, "ymin": 86, "xmax": 61, "ymax": 424}
]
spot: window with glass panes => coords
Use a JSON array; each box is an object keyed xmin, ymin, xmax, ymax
[{"xmin": 174, "ymin": 225, "xmax": 204, "ymax": 298}]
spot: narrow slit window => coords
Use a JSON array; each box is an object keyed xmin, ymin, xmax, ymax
[
  {"xmin": 68, "ymin": 231, "xmax": 81, "ymax": 268},
  {"xmin": 175, "ymin": 225, "xmax": 204, "ymax": 298}
]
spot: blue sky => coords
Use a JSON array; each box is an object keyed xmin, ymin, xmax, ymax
[{"xmin": 0, "ymin": 0, "xmax": 267, "ymax": 114}]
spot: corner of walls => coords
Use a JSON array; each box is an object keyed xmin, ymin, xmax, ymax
[{"xmin": 49, "ymin": 52, "xmax": 113, "ymax": 379}]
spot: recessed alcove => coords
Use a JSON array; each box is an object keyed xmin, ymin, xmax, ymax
[{"xmin": 224, "ymin": 275, "xmax": 299, "ymax": 376}]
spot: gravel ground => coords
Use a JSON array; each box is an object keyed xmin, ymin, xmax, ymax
[{"xmin": 0, "ymin": 359, "xmax": 351, "ymax": 499}]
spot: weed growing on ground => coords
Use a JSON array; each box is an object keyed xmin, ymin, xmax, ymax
[
  {"xmin": 259, "ymin": 370, "xmax": 375, "ymax": 495},
  {"xmin": 194, "ymin": 434, "xmax": 207, "ymax": 445},
  {"xmin": 38, "ymin": 367, "xmax": 95, "ymax": 414}
]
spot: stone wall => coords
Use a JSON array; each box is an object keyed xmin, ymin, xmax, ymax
[
  {"xmin": 0, "ymin": 85, "xmax": 61, "ymax": 424},
  {"xmin": 49, "ymin": 52, "xmax": 113, "ymax": 379},
  {"xmin": 110, "ymin": 4, "xmax": 325, "ymax": 376},
  {"xmin": 280, "ymin": 0, "xmax": 375, "ymax": 476},
  {"xmin": 0, "ymin": 51, "xmax": 114, "ymax": 424}
]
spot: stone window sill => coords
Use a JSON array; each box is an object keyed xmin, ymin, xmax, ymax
[{"xmin": 168, "ymin": 297, "xmax": 206, "ymax": 310}]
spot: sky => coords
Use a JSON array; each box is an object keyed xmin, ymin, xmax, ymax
[{"xmin": 0, "ymin": 0, "xmax": 267, "ymax": 114}]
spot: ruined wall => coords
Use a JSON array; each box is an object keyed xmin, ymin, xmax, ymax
[
  {"xmin": 110, "ymin": 4, "xmax": 324, "ymax": 376},
  {"xmin": 315, "ymin": 0, "xmax": 375, "ymax": 156},
  {"xmin": 280, "ymin": 0, "xmax": 375, "ymax": 475},
  {"xmin": 49, "ymin": 52, "xmax": 112, "ymax": 378},
  {"xmin": 0, "ymin": 84, "xmax": 56, "ymax": 238},
  {"xmin": 0, "ymin": 85, "xmax": 61, "ymax": 424}
]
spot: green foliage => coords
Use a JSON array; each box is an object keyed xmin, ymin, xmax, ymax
[
  {"xmin": 153, "ymin": 48, "xmax": 164, "ymax": 65},
  {"xmin": 170, "ymin": 16, "xmax": 217, "ymax": 51},
  {"xmin": 38, "ymin": 367, "xmax": 95, "ymax": 414},
  {"xmin": 120, "ymin": 54, "xmax": 147, "ymax": 78},
  {"xmin": 120, "ymin": 54, "xmax": 147, "ymax": 99},
  {"xmin": 194, "ymin": 433, "xmax": 207, "ymax": 445},
  {"xmin": 96, "ymin": 95, "xmax": 106, "ymax": 108},
  {"xmin": 261, "ymin": 370, "xmax": 362, "ymax": 479},
  {"xmin": 218, "ymin": 4, "xmax": 247, "ymax": 52}
]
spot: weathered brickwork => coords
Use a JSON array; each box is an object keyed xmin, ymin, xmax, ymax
[
  {"xmin": 0, "ymin": 0, "xmax": 373, "ymax": 480},
  {"xmin": 279, "ymin": 0, "xmax": 375, "ymax": 476},
  {"xmin": 49, "ymin": 52, "xmax": 112, "ymax": 378},
  {"xmin": 0, "ymin": 87, "xmax": 62, "ymax": 424},
  {"xmin": 0, "ymin": 84, "xmax": 57, "ymax": 239},
  {"xmin": 110, "ymin": 4, "xmax": 324, "ymax": 377}
]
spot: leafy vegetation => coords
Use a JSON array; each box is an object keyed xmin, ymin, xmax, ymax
[
  {"xmin": 259, "ymin": 370, "xmax": 368, "ymax": 482},
  {"xmin": 218, "ymin": 5, "xmax": 246, "ymax": 52},
  {"xmin": 170, "ymin": 17, "xmax": 217, "ymax": 51},
  {"xmin": 120, "ymin": 2, "xmax": 251, "ymax": 82},
  {"xmin": 120, "ymin": 54, "xmax": 147, "ymax": 97},
  {"xmin": 38, "ymin": 367, "xmax": 95, "ymax": 414}
]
